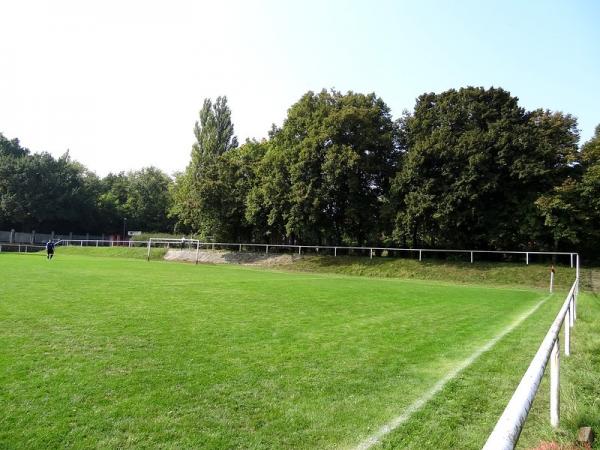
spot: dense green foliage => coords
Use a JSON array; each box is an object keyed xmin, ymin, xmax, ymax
[
  {"xmin": 0, "ymin": 253, "xmax": 566, "ymax": 449},
  {"xmin": 171, "ymin": 88, "xmax": 598, "ymax": 258},
  {"xmin": 247, "ymin": 91, "xmax": 398, "ymax": 245},
  {"xmin": 536, "ymin": 124, "xmax": 600, "ymax": 257},
  {"xmin": 0, "ymin": 135, "xmax": 173, "ymax": 235},
  {"xmin": 2, "ymin": 86, "xmax": 599, "ymax": 257},
  {"xmin": 282, "ymin": 255, "xmax": 577, "ymax": 290},
  {"xmin": 170, "ymin": 96, "xmax": 249, "ymax": 240},
  {"xmin": 391, "ymin": 88, "xmax": 578, "ymax": 249}
]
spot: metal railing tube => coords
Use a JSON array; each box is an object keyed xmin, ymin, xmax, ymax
[{"xmin": 482, "ymin": 281, "xmax": 576, "ymax": 450}]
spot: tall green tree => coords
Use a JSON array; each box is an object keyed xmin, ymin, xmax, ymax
[
  {"xmin": 0, "ymin": 148, "xmax": 100, "ymax": 232},
  {"xmin": 124, "ymin": 167, "xmax": 174, "ymax": 232},
  {"xmin": 171, "ymin": 96, "xmax": 240, "ymax": 238},
  {"xmin": 96, "ymin": 172, "xmax": 130, "ymax": 233},
  {"xmin": 246, "ymin": 90, "xmax": 399, "ymax": 245},
  {"xmin": 0, "ymin": 133, "xmax": 29, "ymax": 158},
  {"xmin": 391, "ymin": 87, "xmax": 579, "ymax": 250},
  {"xmin": 536, "ymin": 124, "xmax": 600, "ymax": 257}
]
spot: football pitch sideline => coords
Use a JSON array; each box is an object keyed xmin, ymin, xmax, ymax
[{"xmin": 0, "ymin": 253, "xmax": 565, "ymax": 449}]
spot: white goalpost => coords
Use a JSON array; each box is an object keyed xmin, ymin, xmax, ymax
[{"xmin": 147, "ymin": 237, "xmax": 201, "ymax": 263}]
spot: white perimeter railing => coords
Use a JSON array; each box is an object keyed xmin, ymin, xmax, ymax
[
  {"xmin": 0, "ymin": 238, "xmax": 579, "ymax": 268},
  {"xmin": 482, "ymin": 277, "xmax": 579, "ymax": 449},
  {"xmin": 139, "ymin": 238, "xmax": 578, "ymax": 268}
]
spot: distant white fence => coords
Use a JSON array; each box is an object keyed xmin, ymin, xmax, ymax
[
  {"xmin": 2, "ymin": 237, "xmax": 577, "ymax": 268},
  {"xmin": 482, "ymin": 277, "xmax": 579, "ymax": 449},
  {"xmin": 145, "ymin": 239, "xmax": 579, "ymax": 267}
]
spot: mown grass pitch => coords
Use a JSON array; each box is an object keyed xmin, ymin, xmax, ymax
[{"xmin": 0, "ymin": 252, "xmax": 577, "ymax": 449}]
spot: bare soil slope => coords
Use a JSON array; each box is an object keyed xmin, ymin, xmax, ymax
[{"xmin": 164, "ymin": 249, "xmax": 299, "ymax": 266}]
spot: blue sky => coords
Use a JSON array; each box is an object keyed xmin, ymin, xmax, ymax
[{"xmin": 0, "ymin": 0, "xmax": 598, "ymax": 175}]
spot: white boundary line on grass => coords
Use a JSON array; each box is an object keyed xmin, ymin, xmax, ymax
[{"xmin": 353, "ymin": 293, "xmax": 553, "ymax": 450}]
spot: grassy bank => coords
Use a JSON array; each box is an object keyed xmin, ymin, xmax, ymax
[
  {"xmin": 282, "ymin": 255, "xmax": 578, "ymax": 290},
  {"xmin": 45, "ymin": 247, "xmax": 581, "ymax": 290}
]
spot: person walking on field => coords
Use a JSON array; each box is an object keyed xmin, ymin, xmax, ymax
[{"xmin": 46, "ymin": 240, "xmax": 55, "ymax": 260}]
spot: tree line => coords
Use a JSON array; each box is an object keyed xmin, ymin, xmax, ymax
[
  {"xmin": 1, "ymin": 86, "xmax": 599, "ymax": 257},
  {"xmin": 0, "ymin": 134, "xmax": 173, "ymax": 234},
  {"xmin": 173, "ymin": 88, "xmax": 599, "ymax": 258}
]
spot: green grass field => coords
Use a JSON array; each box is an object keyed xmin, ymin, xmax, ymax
[{"xmin": 0, "ymin": 252, "xmax": 597, "ymax": 449}]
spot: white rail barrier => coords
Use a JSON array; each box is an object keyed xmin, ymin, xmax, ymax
[
  {"xmin": 482, "ymin": 276, "xmax": 579, "ymax": 450},
  {"xmin": 38, "ymin": 239, "xmax": 579, "ymax": 269}
]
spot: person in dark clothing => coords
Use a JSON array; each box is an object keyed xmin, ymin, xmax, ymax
[{"xmin": 46, "ymin": 240, "xmax": 55, "ymax": 260}]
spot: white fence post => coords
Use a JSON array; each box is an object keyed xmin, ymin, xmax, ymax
[
  {"xmin": 419, "ymin": 250, "xmax": 422, "ymax": 261},
  {"xmin": 334, "ymin": 247, "xmax": 337, "ymax": 257},
  {"xmin": 526, "ymin": 252, "xmax": 529, "ymax": 265},
  {"xmin": 370, "ymin": 248, "xmax": 373, "ymax": 259},
  {"xmin": 550, "ymin": 270, "xmax": 554, "ymax": 293},
  {"xmin": 146, "ymin": 239, "xmax": 151, "ymax": 261},
  {"xmin": 470, "ymin": 251, "xmax": 474, "ymax": 263},
  {"xmin": 570, "ymin": 295, "xmax": 574, "ymax": 327},
  {"xmin": 298, "ymin": 246, "xmax": 301, "ymax": 255},
  {"xmin": 565, "ymin": 308, "xmax": 570, "ymax": 356},
  {"xmin": 575, "ymin": 253, "xmax": 580, "ymax": 313},
  {"xmin": 550, "ymin": 339, "xmax": 560, "ymax": 427},
  {"xmin": 266, "ymin": 245, "xmax": 269, "ymax": 254}
]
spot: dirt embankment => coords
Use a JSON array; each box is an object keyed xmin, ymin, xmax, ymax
[{"xmin": 164, "ymin": 249, "xmax": 300, "ymax": 266}]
